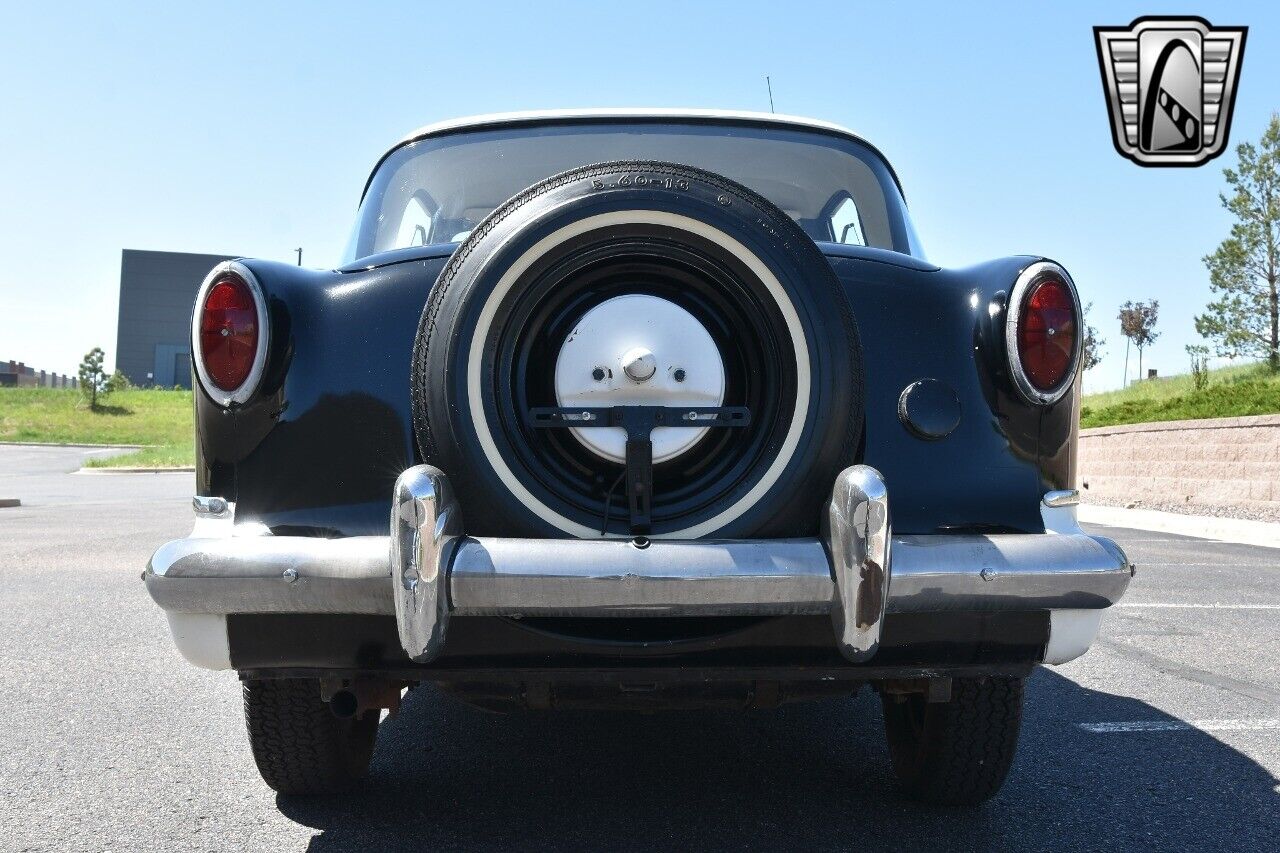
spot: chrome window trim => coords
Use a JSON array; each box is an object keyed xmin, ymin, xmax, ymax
[
  {"xmin": 1004, "ymin": 261, "xmax": 1082, "ymax": 406},
  {"xmin": 190, "ymin": 260, "xmax": 270, "ymax": 407}
]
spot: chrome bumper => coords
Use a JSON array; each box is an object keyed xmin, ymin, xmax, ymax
[{"xmin": 145, "ymin": 466, "xmax": 1132, "ymax": 665}]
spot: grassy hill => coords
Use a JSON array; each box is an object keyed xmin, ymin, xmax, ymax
[
  {"xmin": 1081, "ymin": 362, "xmax": 1280, "ymax": 428},
  {"xmin": 0, "ymin": 387, "xmax": 193, "ymax": 467},
  {"xmin": 4, "ymin": 364, "xmax": 1279, "ymax": 466}
]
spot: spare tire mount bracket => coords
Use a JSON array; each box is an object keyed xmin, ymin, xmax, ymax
[{"xmin": 528, "ymin": 406, "xmax": 752, "ymax": 533}]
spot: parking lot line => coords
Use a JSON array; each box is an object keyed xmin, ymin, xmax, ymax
[
  {"xmin": 1140, "ymin": 562, "xmax": 1279, "ymax": 569},
  {"xmin": 1116, "ymin": 603, "xmax": 1280, "ymax": 609},
  {"xmin": 1079, "ymin": 719, "xmax": 1280, "ymax": 733}
]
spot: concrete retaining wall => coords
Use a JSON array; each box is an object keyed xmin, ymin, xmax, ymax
[{"xmin": 1078, "ymin": 414, "xmax": 1280, "ymax": 509}]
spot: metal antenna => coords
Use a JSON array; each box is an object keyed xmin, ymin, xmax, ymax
[
  {"xmin": 766, "ymin": 76, "xmax": 775, "ymax": 113},
  {"xmin": 295, "ymin": 247, "xmax": 303, "ymax": 266}
]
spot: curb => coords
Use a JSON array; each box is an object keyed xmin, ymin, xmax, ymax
[
  {"xmin": 1079, "ymin": 503, "xmax": 1280, "ymax": 550},
  {"xmin": 76, "ymin": 467, "xmax": 195, "ymax": 475},
  {"xmin": 0, "ymin": 441, "xmax": 146, "ymax": 449},
  {"xmin": 1080, "ymin": 413, "xmax": 1280, "ymax": 437}
]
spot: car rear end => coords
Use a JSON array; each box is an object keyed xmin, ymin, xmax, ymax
[{"xmin": 143, "ymin": 112, "xmax": 1131, "ymax": 802}]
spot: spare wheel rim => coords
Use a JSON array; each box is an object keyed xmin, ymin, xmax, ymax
[{"xmin": 554, "ymin": 293, "xmax": 726, "ymax": 464}]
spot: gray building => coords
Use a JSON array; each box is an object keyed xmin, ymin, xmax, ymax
[{"xmin": 115, "ymin": 249, "xmax": 237, "ymax": 388}]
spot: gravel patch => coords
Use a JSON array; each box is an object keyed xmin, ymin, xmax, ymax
[{"xmin": 1083, "ymin": 494, "xmax": 1280, "ymax": 524}]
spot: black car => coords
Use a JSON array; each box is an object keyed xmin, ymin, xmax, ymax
[{"xmin": 145, "ymin": 110, "xmax": 1132, "ymax": 804}]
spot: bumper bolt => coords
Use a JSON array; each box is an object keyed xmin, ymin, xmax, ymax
[
  {"xmin": 592, "ymin": 367, "xmax": 605, "ymax": 381},
  {"xmin": 282, "ymin": 568, "xmax": 299, "ymax": 583},
  {"xmin": 673, "ymin": 368, "xmax": 686, "ymax": 382}
]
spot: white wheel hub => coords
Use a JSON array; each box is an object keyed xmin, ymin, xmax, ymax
[{"xmin": 554, "ymin": 293, "xmax": 726, "ymax": 463}]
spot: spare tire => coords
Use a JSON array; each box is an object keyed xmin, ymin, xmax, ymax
[{"xmin": 412, "ymin": 160, "xmax": 861, "ymax": 539}]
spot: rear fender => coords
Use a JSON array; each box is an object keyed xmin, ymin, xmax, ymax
[
  {"xmin": 829, "ymin": 247, "xmax": 1075, "ymax": 533},
  {"xmin": 195, "ymin": 248, "xmax": 1075, "ymax": 536}
]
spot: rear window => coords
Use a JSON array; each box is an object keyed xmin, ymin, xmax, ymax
[{"xmin": 345, "ymin": 120, "xmax": 920, "ymax": 262}]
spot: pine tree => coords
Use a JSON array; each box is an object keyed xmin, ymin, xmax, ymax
[
  {"xmin": 1196, "ymin": 114, "xmax": 1280, "ymax": 371},
  {"xmin": 78, "ymin": 347, "xmax": 108, "ymax": 409}
]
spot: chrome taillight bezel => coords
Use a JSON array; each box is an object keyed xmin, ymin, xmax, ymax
[
  {"xmin": 191, "ymin": 260, "xmax": 269, "ymax": 407},
  {"xmin": 1004, "ymin": 261, "xmax": 1082, "ymax": 406}
]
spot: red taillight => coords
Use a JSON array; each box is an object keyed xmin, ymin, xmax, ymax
[
  {"xmin": 1016, "ymin": 276, "xmax": 1076, "ymax": 393},
  {"xmin": 199, "ymin": 274, "xmax": 259, "ymax": 392}
]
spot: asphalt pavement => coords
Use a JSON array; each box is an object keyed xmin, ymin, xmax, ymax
[{"xmin": 1, "ymin": 444, "xmax": 1277, "ymax": 852}]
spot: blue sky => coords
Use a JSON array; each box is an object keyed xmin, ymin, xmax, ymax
[{"xmin": 0, "ymin": 1, "xmax": 1275, "ymax": 391}]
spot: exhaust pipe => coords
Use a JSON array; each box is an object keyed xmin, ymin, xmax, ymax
[
  {"xmin": 324, "ymin": 680, "xmax": 405, "ymax": 719},
  {"xmin": 329, "ymin": 689, "xmax": 359, "ymax": 719}
]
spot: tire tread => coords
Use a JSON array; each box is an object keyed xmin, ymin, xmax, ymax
[
  {"xmin": 882, "ymin": 676, "xmax": 1024, "ymax": 806},
  {"xmin": 242, "ymin": 678, "xmax": 376, "ymax": 795}
]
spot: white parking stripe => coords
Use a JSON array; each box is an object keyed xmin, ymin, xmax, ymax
[
  {"xmin": 1080, "ymin": 719, "xmax": 1280, "ymax": 733},
  {"xmin": 1116, "ymin": 603, "xmax": 1280, "ymax": 610},
  {"xmin": 1146, "ymin": 558, "xmax": 1274, "ymax": 563}
]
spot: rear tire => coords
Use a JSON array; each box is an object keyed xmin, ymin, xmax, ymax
[
  {"xmin": 242, "ymin": 678, "xmax": 379, "ymax": 795},
  {"xmin": 880, "ymin": 677, "xmax": 1024, "ymax": 806}
]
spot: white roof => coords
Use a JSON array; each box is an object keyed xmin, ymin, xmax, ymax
[{"xmin": 391, "ymin": 108, "xmax": 873, "ymax": 150}]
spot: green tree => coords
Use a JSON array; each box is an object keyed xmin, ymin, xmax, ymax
[
  {"xmin": 1196, "ymin": 113, "xmax": 1280, "ymax": 370},
  {"xmin": 78, "ymin": 347, "xmax": 108, "ymax": 409},
  {"xmin": 1118, "ymin": 300, "xmax": 1160, "ymax": 382},
  {"xmin": 1081, "ymin": 302, "xmax": 1105, "ymax": 371},
  {"xmin": 105, "ymin": 370, "xmax": 131, "ymax": 393},
  {"xmin": 1186, "ymin": 344, "xmax": 1210, "ymax": 391}
]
